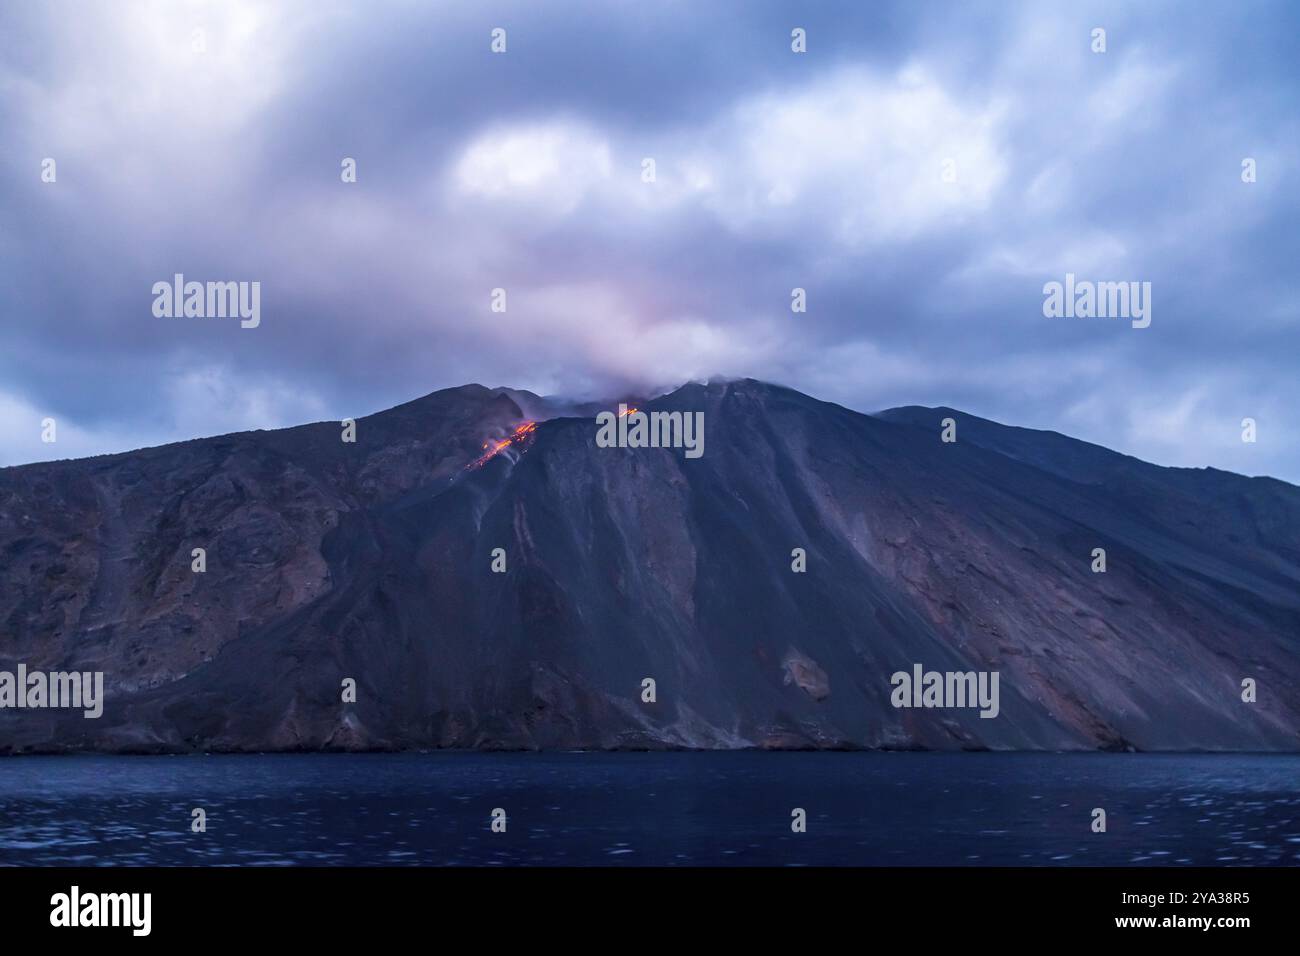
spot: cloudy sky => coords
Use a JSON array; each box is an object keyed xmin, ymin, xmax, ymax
[{"xmin": 2, "ymin": 0, "xmax": 1297, "ymax": 480}]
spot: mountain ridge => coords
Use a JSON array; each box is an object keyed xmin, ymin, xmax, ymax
[{"xmin": 2, "ymin": 379, "xmax": 1297, "ymax": 753}]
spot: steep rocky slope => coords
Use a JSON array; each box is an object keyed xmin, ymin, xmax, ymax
[{"xmin": 1, "ymin": 380, "xmax": 1296, "ymax": 752}]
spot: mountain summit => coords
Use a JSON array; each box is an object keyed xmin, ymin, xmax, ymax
[{"xmin": 2, "ymin": 380, "xmax": 1297, "ymax": 752}]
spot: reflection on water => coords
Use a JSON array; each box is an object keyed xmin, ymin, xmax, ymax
[{"xmin": 0, "ymin": 752, "xmax": 1297, "ymax": 866}]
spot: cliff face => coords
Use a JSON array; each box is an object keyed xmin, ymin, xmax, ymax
[{"xmin": 2, "ymin": 380, "xmax": 1297, "ymax": 752}]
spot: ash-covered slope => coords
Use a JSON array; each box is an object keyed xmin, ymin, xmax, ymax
[{"xmin": 2, "ymin": 380, "xmax": 1297, "ymax": 752}]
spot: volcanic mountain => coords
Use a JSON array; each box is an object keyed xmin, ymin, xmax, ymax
[{"xmin": 2, "ymin": 380, "xmax": 1297, "ymax": 753}]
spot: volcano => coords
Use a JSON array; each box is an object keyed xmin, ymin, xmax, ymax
[{"xmin": 1, "ymin": 379, "xmax": 1297, "ymax": 753}]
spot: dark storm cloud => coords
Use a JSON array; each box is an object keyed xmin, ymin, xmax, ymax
[{"xmin": 1, "ymin": 0, "xmax": 1297, "ymax": 479}]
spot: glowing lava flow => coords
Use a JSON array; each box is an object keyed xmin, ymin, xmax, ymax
[{"xmin": 468, "ymin": 420, "xmax": 537, "ymax": 469}]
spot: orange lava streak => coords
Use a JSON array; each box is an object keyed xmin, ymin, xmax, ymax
[{"xmin": 469, "ymin": 420, "xmax": 537, "ymax": 468}]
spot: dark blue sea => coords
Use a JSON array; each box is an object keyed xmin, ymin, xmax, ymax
[{"xmin": 1, "ymin": 753, "xmax": 1297, "ymax": 866}]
